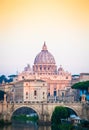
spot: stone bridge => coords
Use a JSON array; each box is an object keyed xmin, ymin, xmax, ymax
[{"xmin": 0, "ymin": 99, "xmax": 89, "ymax": 123}]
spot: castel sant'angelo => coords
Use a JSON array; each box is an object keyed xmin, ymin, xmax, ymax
[{"xmin": 17, "ymin": 42, "xmax": 71, "ymax": 99}]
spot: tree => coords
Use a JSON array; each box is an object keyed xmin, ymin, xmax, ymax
[
  {"xmin": 71, "ymin": 81, "xmax": 89, "ymax": 91},
  {"xmin": 0, "ymin": 74, "xmax": 16, "ymax": 84},
  {"xmin": 51, "ymin": 106, "xmax": 68, "ymax": 125},
  {"xmin": 0, "ymin": 90, "xmax": 6, "ymax": 101},
  {"xmin": 0, "ymin": 75, "xmax": 7, "ymax": 84}
]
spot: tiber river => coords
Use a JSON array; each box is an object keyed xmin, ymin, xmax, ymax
[
  {"xmin": 0, "ymin": 121, "xmax": 88, "ymax": 130},
  {"xmin": 0, "ymin": 121, "xmax": 51, "ymax": 130}
]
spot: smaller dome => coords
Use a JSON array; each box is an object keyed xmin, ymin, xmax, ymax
[
  {"xmin": 24, "ymin": 64, "xmax": 31, "ymax": 71},
  {"xmin": 58, "ymin": 65, "xmax": 64, "ymax": 71}
]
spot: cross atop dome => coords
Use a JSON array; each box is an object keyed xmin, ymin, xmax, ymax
[{"xmin": 42, "ymin": 41, "xmax": 47, "ymax": 51}]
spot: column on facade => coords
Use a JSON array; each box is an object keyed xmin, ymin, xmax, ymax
[
  {"xmin": 49, "ymin": 84, "xmax": 54, "ymax": 96},
  {"xmin": 56, "ymin": 83, "xmax": 59, "ymax": 97},
  {"xmin": 2, "ymin": 94, "xmax": 7, "ymax": 113}
]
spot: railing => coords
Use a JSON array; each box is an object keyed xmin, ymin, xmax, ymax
[{"xmin": 6, "ymin": 100, "xmax": 83, "ymax": 105}]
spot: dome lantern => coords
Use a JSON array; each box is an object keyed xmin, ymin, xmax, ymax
[{"xmin": 42, "ymin": 42, "xmax": 47, "ymax": 51}]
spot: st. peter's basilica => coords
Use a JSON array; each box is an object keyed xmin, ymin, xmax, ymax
[{"xmin": 17, "ymin": 42, "xmax": 72, "ymax": 101}]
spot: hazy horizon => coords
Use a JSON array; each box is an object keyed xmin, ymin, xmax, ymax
[{"xmin": 0, "ymin": 0, "xmax": 89, "ymax": 76}]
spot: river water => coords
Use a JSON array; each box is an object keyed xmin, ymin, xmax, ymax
[
  {"xmin": 0, "ymin": 121, "xmax": 51, "ymax": 130},
  {"xmin": 0, "ymin": 121, "xmax": 88, "ymax": 130}
]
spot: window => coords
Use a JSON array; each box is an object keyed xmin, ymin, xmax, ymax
[
  {"xmin": 48, "ymin": 67, "xmax": 50, "ymax": 70},
  {"xmin": 26, "ymin": 92, "xmax": 28, "ymax": 95},
  {"xmin": 40, "ymin": 65, "xmax": 42, "ymax": 70},
  {"xmin": 44, "ymin": 66, "xmax": 46, "ymax": 70},
  {"xmin": 43, "ymin": 83, "xmax": 45, "ymax": 86},
  {"xmin": 26, "ymin": 83, "xmax": 28, "ymax": 86},
  {"xmin": 66, "ymin": 76, "xmax": 68, "ymax": 79},
  {"xmin": 22, "ymin": 76, "xmax": 24, "ymax": 79},
  {"xmin": 54, "ymin": 91, "xmax": 57, "ymax": 96},
  {"xmin": 34, "ymin": 90, "xmax": 37, "ymax": 96},
  {"xmin": 62, "ymin": 92, "xmax": 64, "ymax": 97}
]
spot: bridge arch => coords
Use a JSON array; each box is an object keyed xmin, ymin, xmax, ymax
[
  {"xmin": 65, "ymin": 107, "xmax": 78, "ymax": 116},
  {"xmin": 10, "ymin": 105, "xmax": 40, "ymax": 121},
  {"xmin": 64, "ymin": 105, "xmax": 82, "ymax": 118},
  {"xmin": 50, "ymin": 105, "xmax": 80, "ymax": 121},
  {"xmin": 64, "ymin": 106, "xmax": 79, "ymax": 116}
]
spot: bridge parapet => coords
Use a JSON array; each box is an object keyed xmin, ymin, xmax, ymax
[{"xmin": 7, "ymin": 101, "xmax": 82, "ymax": 105}]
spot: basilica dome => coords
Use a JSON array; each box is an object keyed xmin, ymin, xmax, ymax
[{"xmin": 34, "ymin": 42, "xmax": 56, "ymax": 65}]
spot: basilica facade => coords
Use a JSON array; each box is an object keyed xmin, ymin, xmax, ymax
[{"xmin": 17, "ymin": 43, "xmax": 72, "ymax": 101}]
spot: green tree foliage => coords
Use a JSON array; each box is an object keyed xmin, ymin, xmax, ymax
[
  {"xmin": 51, "ymin": 106, "xmax": 68, "ymax": 125},
  {"xmin": 71, "ymin": 81, "xmax": 89, "ymax": 90},
  {"xmin": 0, "ymin": 90, "xmax": 6, "ymax": 101},
  {"xmin": 0, "ymin": 75, "xmax": 7, "ymax": 83},
  {"xmin": 0, "ymin": 75, "xmax": 14, "ymax": 84}
]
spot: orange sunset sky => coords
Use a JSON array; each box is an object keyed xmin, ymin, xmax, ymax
[{"xmin": 0, "ymin": 0, "xmax": 89, "ymax": 75}]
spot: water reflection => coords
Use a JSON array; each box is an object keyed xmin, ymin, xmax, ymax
[
  {"xmin": 0, "ymin": 121, "xmax": 51, "ymax": 130},
  {"xmin": 38, "ymin": 126, "xmax": 51, "ymax": 130},
  {"xmin": 12, "ymin": 120, "xmax": 38, "ymax": 130}
]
